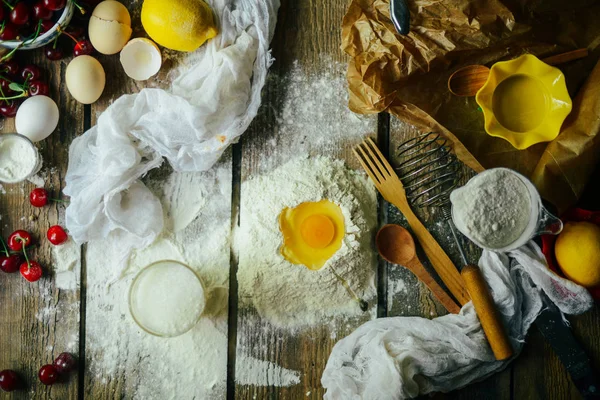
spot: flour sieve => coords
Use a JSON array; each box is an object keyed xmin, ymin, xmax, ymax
[{"xmin": 394, "ymin": 132, "xmax": 513, "ymax": 360}]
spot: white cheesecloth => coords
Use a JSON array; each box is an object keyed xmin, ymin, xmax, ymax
[
  {"xmin": 63, "ymin": 0, "xmax": 280, "ymax": 259},
  {"xmin": 321, "ymin": 242, "xmax": 593, "ymax": 399}
]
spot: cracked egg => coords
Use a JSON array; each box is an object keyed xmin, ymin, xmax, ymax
[{"xmin": 278, "ymin": 200, "xmax": 345, "ymax": 270}]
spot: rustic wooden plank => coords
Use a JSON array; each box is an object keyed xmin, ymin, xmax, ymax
[
  {"xmin": 387, "ymin": 116, "xmax": 511, "ymax": 399},
  {"xmin": 234, "ymin": 0, "xmax": 379, "ymax": 397},
  {"xmin": 0, "ymin": 48, "xmax": 83, "ymax": 398}
]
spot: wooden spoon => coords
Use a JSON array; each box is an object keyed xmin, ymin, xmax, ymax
[
  {"xmin": 448, "ymin": 48, "xmax": 589, "ymax": 97},
  {"xmin": 376, "ymin": 224, "xmax": 461, "ymax": 314}
]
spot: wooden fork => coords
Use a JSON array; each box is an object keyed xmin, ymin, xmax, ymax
[{"xmin": 353, "ymin": 138, "xmax": 470, "ymax": 306}]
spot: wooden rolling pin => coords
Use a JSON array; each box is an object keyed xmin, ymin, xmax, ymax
[{"xmin": 462, "ymin": 264, "xmax": 513, "ymax": 360}]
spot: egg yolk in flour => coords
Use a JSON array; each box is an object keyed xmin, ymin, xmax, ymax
[{"xmin": 278, "ymin": 200, "xmax": 345, "ymax": 270}]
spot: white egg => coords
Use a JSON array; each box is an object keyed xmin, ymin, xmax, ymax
[
  {"xmin": 15, "ymin": 96, "xmax": 59, "ymax": 143},
  {"xmin": 120, "ymin": 38, "xmax": 162, "ymax": 81}
]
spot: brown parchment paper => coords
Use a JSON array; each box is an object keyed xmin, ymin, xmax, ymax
[{"xmin": 342, "ymin": 0, "xmax": 600, "ymax": 213}]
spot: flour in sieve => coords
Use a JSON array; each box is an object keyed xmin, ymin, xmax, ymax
[
  {"xmin": 235, "ymin": 155, "xmax": 378, "ymax": 329},
  {"xmin": 450, "ymin": 169, "xmax": 531, "ymax": 249}
]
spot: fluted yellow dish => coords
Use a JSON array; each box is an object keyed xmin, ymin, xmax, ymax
[{"xmin": 475, "ymin": 54, "xmax": 572, "ymax": 150}]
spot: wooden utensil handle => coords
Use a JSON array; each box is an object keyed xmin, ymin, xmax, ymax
[
  {"xmin": 408, "ymin": 259, "xmax": 461, "ymax": 314},
  {"xmin": 462, "ymin": 264, "xmax": 513, "ymax": 361},
  {"xmin": 398, "ymin": 205, "xmax": 470, "ymax": 306},
  {"xmin": 542, "ymin": 48, "xmax": 588, "ymax": 66}
]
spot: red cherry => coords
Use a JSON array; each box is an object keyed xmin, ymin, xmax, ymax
[
  {"xmin": 20, "ymin": 260, "xmax": 42, "ymax": 282},
  {"xmin": 0, "ymin": 23, "xmax": 19, "ymax": 40},
  {"xmin": 30, "ymin": 188, "xmax": 49, "ymax": 207},
  {"xmin": 33, "ymin": 2, "xmax": 53, "ymax": 20},
  {"xmin": 2, "ymin": 60, "xmax": 19, "ymax": 76},
  {"xmin": 0, "ymin": 101, "xmax": 19, "ymax": 117},
  {"xmin": 45, "ymin": 45, "xmax": 64, "ymax": 60},
  {"xmin": 0, "ymin": 7, "xmax": 4, "ymax": 22},
  {"xmin": 21, "ymin": 65, "xmax": 41, "ymax": 82},
  {"xmin": 43, "ymin": 0, "xmax": 66, "ymax": 11},
  {"xmin": 47, "ymin": 225, "xmax": 68, "ymax": 245},
  {"xmin": 53, "ymin": 352, "xmax": 76, "ymax": 374},
  {"xmin": 0, "ymin": 369, "xmax": 20, "ymax": 392},
  {"xmin": 38, "ymin": 364, "xmax": 58, "ymax": 385},
  {"xmin": 29, "ymin": 80, "xmax": 49, "ymax": 96},
  {"xmin": 10, "ymin": 3, "xmax": 30, "ymax": 25},
  {"xmin": 0, "ymin": 78, "xmax": 16, "ymax": 97},
  {"xmin": 0, "ymin": 254, "xmax": 23, "ymax": 273},
  {"xmin": 41, "ymin": 19, "xmax": 54, "ymax": 32},
  {"xmin": 73, "ymin": 39, "xmax": 94, "ymax": 56},
  {"xmin": 8, "ymin": 230, "xmax": 32, "ymax": 252}
]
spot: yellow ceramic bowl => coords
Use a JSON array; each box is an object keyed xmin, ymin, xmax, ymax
[{"xmin": 475, "ymin": 54, "xmax": 572, "ymax": 150}]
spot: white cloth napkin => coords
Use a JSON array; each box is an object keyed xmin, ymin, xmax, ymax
[
  {"xmin": 321, "ymin": 242, "xmax": 593, "ymax": 399},
  {"xmin": 64, "ymin": 0, "xmax": 280, "ymax": 261}
]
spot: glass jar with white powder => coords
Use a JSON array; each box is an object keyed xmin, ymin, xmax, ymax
[
  {"xmin": 129, "ymin": 260, "xmax": 206, "ymax": 338},
  {"xmin": 0, "ymin": 133, "xmax": 42, "ymax": 183},
  {"xmin": 450, "ymin": 168, "xmax": 563, "ymax": 252}
]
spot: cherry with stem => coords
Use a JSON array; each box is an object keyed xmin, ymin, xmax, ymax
[
  {"xmin": 57, "ymin": 26, "xmax": 94, "ymax": 56},
  {"xmin": 18, "ymin": 237, "xmax": 41, "ymax": 282}
]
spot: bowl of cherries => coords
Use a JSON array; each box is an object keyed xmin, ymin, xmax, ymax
[{"xmin": 0, "ymin": 0, "xmax": 74, "ymax": 50}]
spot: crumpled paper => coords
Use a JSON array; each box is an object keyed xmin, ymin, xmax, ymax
[{"xmin": 342, "ymin": 0, "xmax": 600, "ymax": 213}]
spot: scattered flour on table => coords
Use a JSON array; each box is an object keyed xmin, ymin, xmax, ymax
[
  {"xmin": 235, "ymin": 355, "xmax": 301, "ymax": 387},
  {"xmin": 235, "ymin": 155, "xmax": 378, "ymax": 329},
  {"xmin": 388, "ymin": 279, "xmax": 407, "ymax": 305},
  {"xmin": 251, "ymin": 59, "xmax": 376, "ymax": 173},
  {"xmin": 52, "ymin": 239, "xmax": 81, "ymax": 291},
  {"xmin": 84, "ymin": 164, "xmax": 232, "ymax": 399},
  {"xmin": 450, "ymin": 169, "xmax": 532, "ymax": 249}
]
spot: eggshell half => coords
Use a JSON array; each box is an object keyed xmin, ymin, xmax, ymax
[
  {"xmin": 120, "ymin": 38, "xmax": 162, "ymax": 81},
  {"xmin": 66, "ymin": 55, "xmax": 106, "ymax": 104}
]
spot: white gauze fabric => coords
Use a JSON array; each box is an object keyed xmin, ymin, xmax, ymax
[
  {"xmin": 63, "ymin": 0, "xmax": 280, "ymax": 257},
  {"xmin": 322, "ymin": 242, "xmax": 593, "ymax": 399}
]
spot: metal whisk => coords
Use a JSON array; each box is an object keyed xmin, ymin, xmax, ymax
[
  {"xmin": 394, "ymin": 132, "xmax": 514, "ymax": 360},
  {"xmin": 394, "ymin": 132, "xmax": 469, "ymax": 264}
]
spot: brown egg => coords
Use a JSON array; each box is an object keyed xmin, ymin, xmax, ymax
[
  {"xmin": 66, "ymin": 55, "xmax": 106, "ymax": 104},
  {"xmin": 88, "ymin": 0, "xmax": 132, "ymax": 55}
]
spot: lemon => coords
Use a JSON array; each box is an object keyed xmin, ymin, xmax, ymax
[
  {"xmin": 555, "ymin": 221, "xmax": 600, "ymax": 288},
  {"xmin": 141, "ymin": 0, "xmax": 218, "ymax": 52}
]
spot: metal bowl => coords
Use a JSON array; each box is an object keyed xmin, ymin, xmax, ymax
[{"xmin": 0, "ymin": 0, "xmax": 74, "ymax": 50}]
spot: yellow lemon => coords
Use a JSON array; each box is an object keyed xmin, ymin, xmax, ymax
[
  {"xmin": 141, "ymin": 0, "xmax": 218, "ymax": 52},
  {"xmin": 555, "ymin": 221, "xmax": 600, "ymax": 288}
]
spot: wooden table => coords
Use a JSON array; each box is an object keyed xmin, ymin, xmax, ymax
[{"xmin": 1, "ymin": 0, "xmax": 599, "ymax": 398}]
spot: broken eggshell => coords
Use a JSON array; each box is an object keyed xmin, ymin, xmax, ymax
[
  {"xmin": 120, "ymin": 38, "xmax": 162, "ymax": 81},
  {"xmin": 88, "ymin": 0, "xmax": 132, "ymax": 55}
]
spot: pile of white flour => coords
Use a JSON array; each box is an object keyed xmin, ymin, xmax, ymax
[
  {"xmin": 235, "ymin": 156, "xmax": 378, "ymax": 328},
  {"xmin": 450, "ymin": 169, "xmax": 532, "ymax": 249}
]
